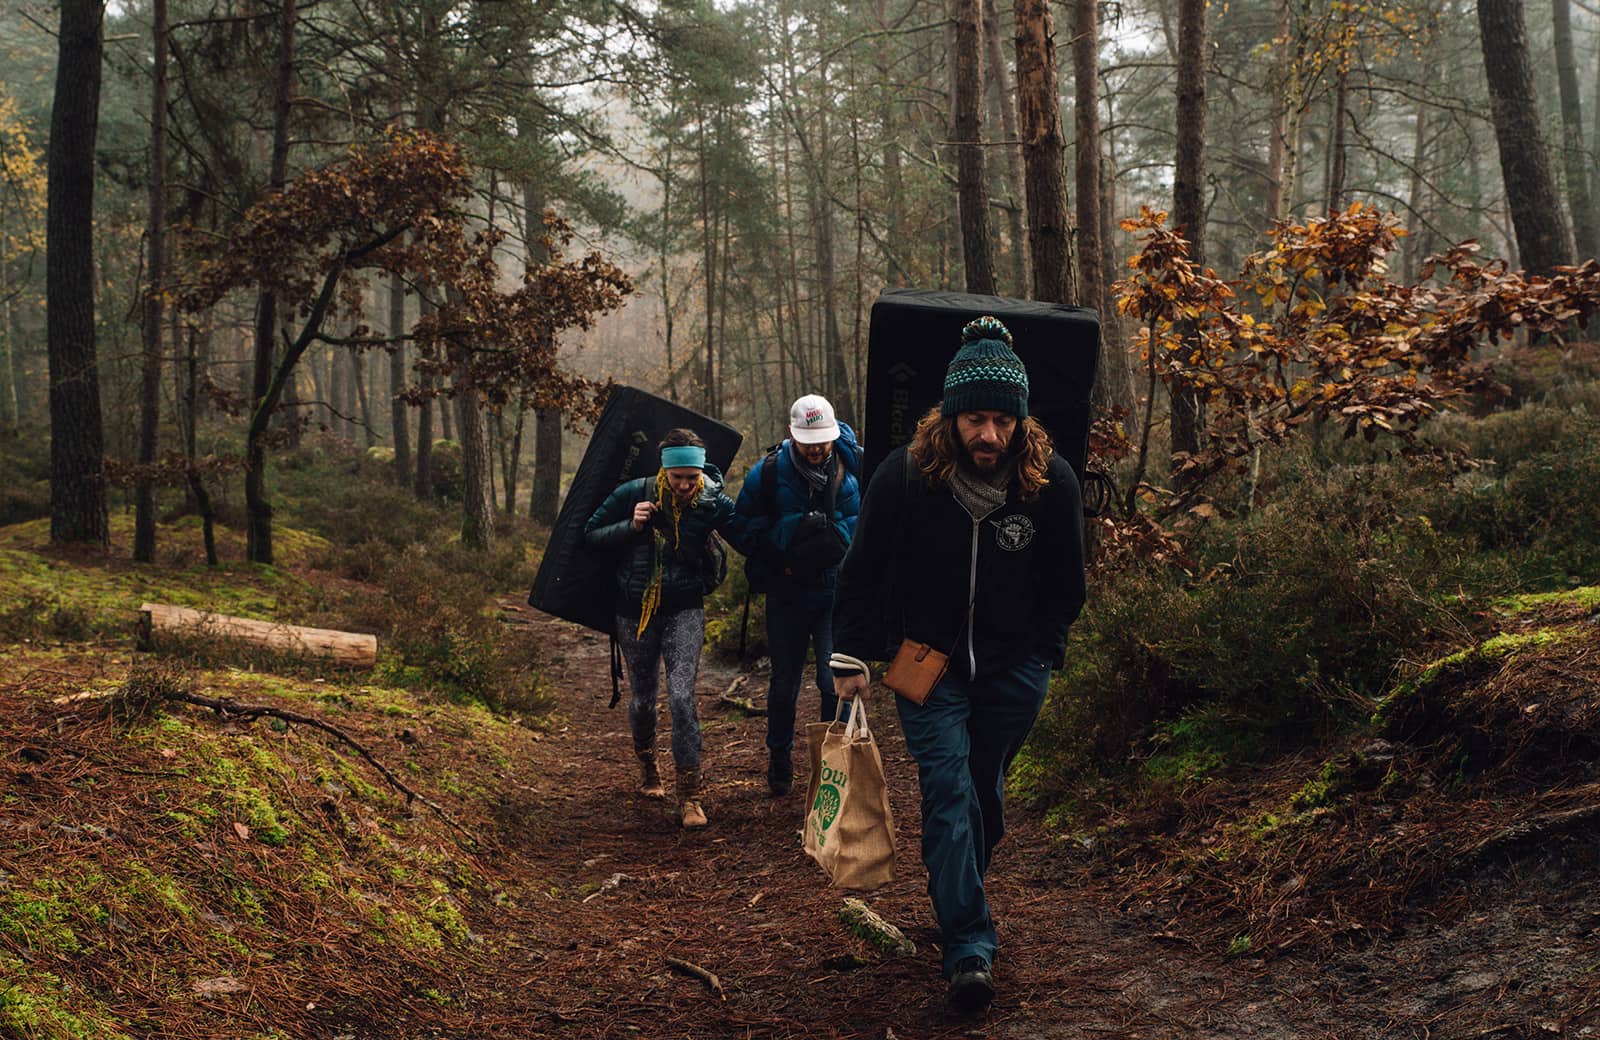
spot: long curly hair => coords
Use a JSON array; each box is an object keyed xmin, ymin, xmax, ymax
[{"xmin": 907, "ymin": 405, "xmax": 1054, "ymax": 499}]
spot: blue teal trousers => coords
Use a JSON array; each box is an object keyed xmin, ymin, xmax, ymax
[{"xmin": 894, "ymin": 654, "xmax": 1052, "ymax": 978}]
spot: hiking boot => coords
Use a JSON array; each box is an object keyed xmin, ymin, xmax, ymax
[
  {"xmin": 676, "ymin": 768, "xmax": 708, "ymax": 828},
  {"xmin": 767, "ymin": 748, "xmax": 793, "ymax": 796},
  {"xmin": 945, "ymin": 956, "xmax": 994, "ymax": 1015},
  {"xmin": 635, "ymin": 746, "xmax": 666, "ymax": 799},
  {"xmin": 679, "ymin": 799, "xmax": 708, "ymax": 828}
]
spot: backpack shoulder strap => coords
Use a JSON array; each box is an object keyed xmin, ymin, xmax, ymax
[{"xmin": 760, "ymin": 445, "xmax": 781, "ymax": 513}]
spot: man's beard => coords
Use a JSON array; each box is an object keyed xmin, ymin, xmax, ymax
[{"xmin": 961, "ymin": 439, "xmax": 1008, "ymax": 473}]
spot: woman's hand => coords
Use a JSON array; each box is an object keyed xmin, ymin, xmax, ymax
[{"xmin": 631, "ymin": 501, "xmax": 656, "ymax": 531}]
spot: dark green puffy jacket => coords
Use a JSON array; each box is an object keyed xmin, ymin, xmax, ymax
[{"xmin": 583, "ymin": 464, "xmax": 747, "ymax": 617}]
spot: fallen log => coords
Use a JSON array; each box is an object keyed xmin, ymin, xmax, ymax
[{"xmin": 138, "ymin": 603, "xmax": 377, "ymax": 668}]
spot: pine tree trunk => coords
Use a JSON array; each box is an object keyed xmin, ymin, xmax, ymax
[
  {"xmin": 1168, "ymin": 0, "xmax": 1207, "ymax": 475},
  {"xmin": 245, "ymin": 0, "xmax": 294, "ymax": 564},
  {"xmin": 531, "ymin": 407, "xmax": 561, "ymax": 526},
  {"xmin": 454, "ymin": 380, "xmax": 494, "ymax": 549},
  {"xmin": 877, "ymin": 0, "xmax": 906, "ymax": 289},
  {"xmin": 414, "ymin": 288, "xmax": 435, "ymax": 499},
  {"xmin": 46, "ymin": 0, "xmax": 109, "ymax": 547},
  {"xmin": 1476, "ymin": 0, "xmax": 1574, "ymax": 275},
  {"xmin": 1552, "ymin": 0, "xmax": 1599, "ymax": 259},
  {"xmin": 1403, "ymin": 31, "xmax": 1438, "ymax": 284},
  {"xmin": 502, "ymin": 407, "xmax": 522, "ymax": 514},
  {"xmin": 1072, "ymin": 0, "xmax": 1103, "ymax": 318},
  {"xmin": 983, "ymin": 0, "xmax": 1027, "ymax": 296},
  {"xmin": 182, "ymin": 321, "xmax": 217, "ymax": 566},
  {"xmin": 953, "ymin": 0, "xmax": 996, "ymax": 296},
  {"xmin": 1012, "ymin": 0, "xmax": 1073, "ymax": 304},
  {"xmin": 388, "ymin": 271, "xmax": 411, "ymax": 487},
  {"xmin": 351, "ymin": 349, "xmax": 372, "ymax": 448},
  {"xmin": 1265, "ymin": 0, "xmax": 1289, "ymax": 224},
  {"xmin": 1328, "ymin": 66, "xmax": 1348, "ymax": 214},
  {"xmin": 134, "ymin": 0, "xmax": 167, "ymax": 564}
]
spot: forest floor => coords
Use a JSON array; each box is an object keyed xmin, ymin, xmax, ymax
[{"xmin": 6, "ymin": 551, "xmax": 1600, "ymax": 1038}]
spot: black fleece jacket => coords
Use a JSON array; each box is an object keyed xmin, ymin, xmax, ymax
[{"xmin": 831, "ymin": 444, "xmax": 1085, "ymax": 675}]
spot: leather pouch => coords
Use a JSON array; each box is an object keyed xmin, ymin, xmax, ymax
[{"xmin": 882, "ymin": 638, "xmax": 949, "ymax": 705}]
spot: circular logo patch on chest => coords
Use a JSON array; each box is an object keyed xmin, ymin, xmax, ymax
[{"xmin": 992, "ymin": 514, "xmax": 1035, "ymax": 551}]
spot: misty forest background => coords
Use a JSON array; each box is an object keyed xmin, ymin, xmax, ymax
[{"xmin": 6, "ymin": 0, "xmax": 1600, "ymax": 791}]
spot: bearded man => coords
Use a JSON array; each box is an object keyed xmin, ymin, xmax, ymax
[{"xmin": 829, "ymin": 316, "xmax": 1086, "ymax": 1014}]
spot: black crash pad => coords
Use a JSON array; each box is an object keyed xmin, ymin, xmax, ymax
[
  {"xmin": 527, "ymin": 386, "xmax": 742, "ymax": 635},
  {"xmin": 862, "ymin": 288, "xmax": 1100, "ymax": 487}
]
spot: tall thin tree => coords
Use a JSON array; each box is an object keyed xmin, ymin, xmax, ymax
[
  {"xmin": 1476, "ymin": 0, "xmax": 1574, "ymax": 275},
  {"xmin": 953, "ymin": 0, "xmax": 996, "ymax": 295},
  {"xmin": 244, "ymin": 0, "xmax": 296, "ymax": 563},
  {"xmin": 1012, "ymin": 0, "xmax": 1073, "ymax": 303},
  {"xmin": 1552, "ymin": 0, "xmax": 1598, "ymax": 258},
  {"xmin": 46, "ymin": 0, "xmax": 109, "ymax": 547},
  {"xmin": 1169, "ymin": 0, "xmax": 1207, "ymax": 472},
  {"xmin": 134, "ymin": 0, "xmax": 168, "ymax": 563}
]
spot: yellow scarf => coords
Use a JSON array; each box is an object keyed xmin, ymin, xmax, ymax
[{"xmin": 637, "ymin": 470, "xmax": 706, "ymax": 636}]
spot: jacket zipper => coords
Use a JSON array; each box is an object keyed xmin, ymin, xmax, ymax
[{"xmin": 967, "ymin": 515, "xmax": 979, "ymax": 678}]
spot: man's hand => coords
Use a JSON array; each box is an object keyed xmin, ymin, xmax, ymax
[
  {"xmin": 631, "ymin": 501, "xmax": 656, "ymax": 531},
  {"xmin": 835, "ymin": 672, "xmax": 870, "ymax": 701}
]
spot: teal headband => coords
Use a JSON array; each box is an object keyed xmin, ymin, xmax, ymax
[{"xmin": 660, "ymin": 445, "xmax": 706, "ymax": 470}]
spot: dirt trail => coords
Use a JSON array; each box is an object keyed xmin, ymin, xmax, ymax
[{"xmin": 465, "ymin": 607, "xmax": 1589, "ymax": 1040}]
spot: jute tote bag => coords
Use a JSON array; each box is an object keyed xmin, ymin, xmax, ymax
[{"xmin": 803, "ymin": 699, "xmax": 896, "ymax": 890}]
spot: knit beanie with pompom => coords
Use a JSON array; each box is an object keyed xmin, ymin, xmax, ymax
[{"xmin": 940, "ymin": 315, "xmax": 1029, "ymax": 418}]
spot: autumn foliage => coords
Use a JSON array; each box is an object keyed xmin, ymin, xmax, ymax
[
  {"xmin": 181, "ymin": 129, "xmax": 632, "ymax": 421},
  {"xmin": 1112, "ymin": 203, "xmax": 1600, "ymax": 518}
]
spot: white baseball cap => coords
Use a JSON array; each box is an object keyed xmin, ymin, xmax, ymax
[{"xmin": 788, "ymin": 394, "xmax": 840, "ymax": 445}]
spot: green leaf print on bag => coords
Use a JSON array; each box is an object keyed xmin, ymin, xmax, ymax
[{"xmin": 812, "ymin": 784, "xmax": 842, "ymax": 844}]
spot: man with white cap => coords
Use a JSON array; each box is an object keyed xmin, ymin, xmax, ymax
[{"xmin": 733, "ymin": 394, "xmax": 863, "ymax": 796}]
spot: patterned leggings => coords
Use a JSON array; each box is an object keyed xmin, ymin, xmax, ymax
[{"xmin": 615, "ymin": 608, "xmax": 704, "ymax": 771}]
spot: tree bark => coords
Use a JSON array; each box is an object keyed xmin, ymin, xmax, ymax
[
  {"xmin": 1403, "ymin": 35, "xmax": 1438, "ymax": 284},
  {"xmin": 454, "ymin": 379, "xmax": 494, "ymax": 548},
  {"xmin": 182, "ymin": 321, "xmax": 217, "ymax": 566},
  {"xmin": 244, "ymin": 0, "xmax": 295, "ymax": 564},
  {"xmin": 983, "ymin": 0, "xmax": 1026, "ymax": 295},
  {"xmin": 46, "ymin": 0, "xmax": 109, "ymax": 547},
  {"xmin": 1169, "ymin": 0, "xmax": 1207, "ymax": 474},
  {"xmin": 1013, "ymin": 0, "xmax": 1073, "ymax": 303},
  {"xmin": 1552, "ymin": 0, "xmax": 1598, "ymax": 259},
  {"xmin": 1327, "ymin": 66, "xmax": 1348, "ymax": 214},
  {"xmin": 954, "ymin": 0, "xmax": 996, "ymax": 296},
  {"xmin": 414, "ymin": 291, "xmax": 435, "ymax": 500},
  {"xmin": 531, "ymin": 407, "xmax": 562, "ymax": 526},
  {"xmin": 696, "ymin": 102, "xmax": 717, "ymax": 414},
  {"xmin": 1265, "ymin": 0, "xmax": 1290, "ymax": 224},
  {"xmin": 134, "ymin": 0, "xmax": 167, "ymax": 564},
  {"xmin": 388, "ymin": 271, "xmax": 411, "ymax": 487},
  {"xmin": 522, "ymin": 182, "xmax": 562, "ymax": 527},
  {"xmin": 350, "ymin": 348, "xmax": 373, "ymax": 447},
  {"xmin": 1072, "ymin": 0, "xmax": 1103, "ymax": 323},
  {"xmin": 877, "ymin": 0, "xmax": 906, "ymax": 289},
  {"xmin": 1476, "ymin": 0, "xmax": 1574, "ymax": 275},
  {"xmin": 500, "ymin": 407, "xmax": 522, "ymax": 514}
]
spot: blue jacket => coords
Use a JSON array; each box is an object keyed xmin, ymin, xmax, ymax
[{"xmin": 734, "ymin": 422, "xmax": 862, "ymax": 592}]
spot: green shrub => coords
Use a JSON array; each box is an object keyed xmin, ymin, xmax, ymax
[
  {"xmin": 1423, "ymin": 403, "xmax": 1600, "ymax": 582},
  {"xmin": 1027, "ymin": 449, "xmax": 1505, "ymax": 803}
]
